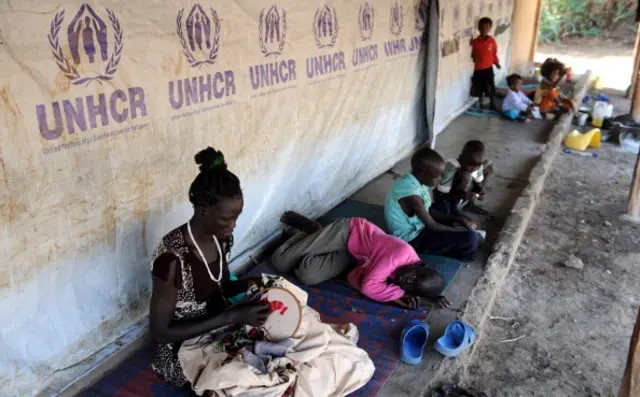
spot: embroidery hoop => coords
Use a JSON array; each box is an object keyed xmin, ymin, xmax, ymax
[{"xmin": 247, "ymin": 287, "xmax": 302, "ymax": 342}]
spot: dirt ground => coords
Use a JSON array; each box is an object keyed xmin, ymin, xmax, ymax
[
  {"xmin": 536, "ymin": 38, "xmax": 634, "ymax": 91},
  {"xmin": 462, "ymin": 114, "xmax": 640, "ymax": 395}
]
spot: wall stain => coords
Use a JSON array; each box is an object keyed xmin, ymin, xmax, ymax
[
  {"xmin": 51, "ymin": 70, "xmax": 72, "ymax": 96},
  {"xmin": 0, "ymin": 86, "xmax": 22, "ymax": 119},
  {"xmin": 0, "ymin": 86, "xmax": 27, "ymax": 224},
  {"xmin": 174, "ymin": 54, "xmax": 183, "ymax": 75}
]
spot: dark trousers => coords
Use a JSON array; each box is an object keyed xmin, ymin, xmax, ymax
[{"xmin": 409, "ymin": 227, "xmax": 479, "ymax": 261}]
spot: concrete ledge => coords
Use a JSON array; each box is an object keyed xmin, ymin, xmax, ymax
[{"xmin": 427, "ymin": 71, "xmax": 594, "ymax": 387}]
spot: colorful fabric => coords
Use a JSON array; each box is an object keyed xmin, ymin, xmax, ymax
[
  {"xmin": 385, "ymin": 173, "xmax": 432, "ymax": 243},
  {"xmin": 149, "ymin": 226, "xmax": 231, "ymax": 386},
  {"xmin": 228, "ymin": 272, "xmax": 246, "ymax": 304},
  {"xmin": 178, "ymin": 275, "xmax": 374, "ymax": 396},
  {"xmin": 471, "ymin": 36, "xmax": 499, "ymax": 70},
  {"xmin": 301, "ymin": 286, "xmax": 429, "ymax": 397},
  {"xmin": 346, "ymin": 218, "xmax": 421, "ymax": 302}
]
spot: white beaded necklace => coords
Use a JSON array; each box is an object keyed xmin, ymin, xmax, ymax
[{"xmin": 187, "ymin": 221, "xmax": 223, "ymax": 283}]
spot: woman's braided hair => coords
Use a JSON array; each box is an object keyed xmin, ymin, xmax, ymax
[
  {"xmin": 188, "ymin": 147, "xmax": 242, "ymax": 254},
  {"xmin": 189, "ymin": 147, "xmax": 242, "ymax": 207}
]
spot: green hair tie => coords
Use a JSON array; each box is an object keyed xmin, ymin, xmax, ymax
[{"xmin": 210, "ymin": 155, "xmax": 225, "ymax": 170}]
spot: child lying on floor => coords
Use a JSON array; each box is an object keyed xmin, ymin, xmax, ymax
[
  {"xmin": 434, "ymin": 141, "xmax": 493, "ymax": 220},
  {"xmin": 271, "ymin": 211, "xmax": 452, "ymax": 310},
  {"xmin": 502, "ymin": 74, "xmax": 542, "ymax": 122},
  {"xmin": 535, "ymin": 58, "xmax": 576, "ymax": 119},
  {"xmin": 385, "ymin": 148, "xmax": 480, "ymax": 261}
]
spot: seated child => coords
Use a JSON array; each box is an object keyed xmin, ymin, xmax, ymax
[
  {"xmin": 534, "ymin": 58, "xmax": 576, "ymax": 118},
  {"xmin": 502, "ymin": 74, "xmax": 542, "ymax": 122},
  {"xmin": 384, "ymin": 148, "xmax": 480, "ymax": 261},
  {"xmin": 434, "ymin": 141, "xmax": 493, "ymax": 219},
  {"xmin": 271, "ymin": 211, "xmax": 451, "ymax": 310}
]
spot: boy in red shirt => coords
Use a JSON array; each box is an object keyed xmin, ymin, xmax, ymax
[{"xmin": 471, "ymin": 17, "xmax": 501, "ymax": 110}]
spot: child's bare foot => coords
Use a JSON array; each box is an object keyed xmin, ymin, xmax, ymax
[{"xmin": 280, "ymin": 211, "xmax": 322, "ymax": 234}]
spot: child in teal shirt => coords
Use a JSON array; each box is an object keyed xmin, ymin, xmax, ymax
[{"xmin": 384, "ymin": 148, "xmax": 480, "ymax": 261}]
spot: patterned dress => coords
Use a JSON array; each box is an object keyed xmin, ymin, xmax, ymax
[{"xmin": 150, "ymin": 226, "xmax": 230, "ymax": 386}]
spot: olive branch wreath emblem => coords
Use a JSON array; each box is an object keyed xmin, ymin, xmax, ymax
[
  {"xmin": 312, "ymin": 7, "xmax": 339, "ymax": 49},
  {"xmin": 390, "ymin": 3, "xmax": 403, "ymax": 36},
  {"xmin": 176, "ymin": 8, "xmax": 220, "ymax": 68},
  {"xmin": 258, "ymin": 7, "xmax": 287, "ymax": 56},
  {"xmin": 48, "ymin": 9, "xmax": 123, "ymax": 86},
  {"xmin": 415, "ymin": 1, "xmax": 426, "ymax": 31},
  {"xmin": 358, "ymin": 4, "xmax": 374, "ymax": 41}
]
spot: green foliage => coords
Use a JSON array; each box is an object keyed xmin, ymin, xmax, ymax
[{"xmin": 538, "ymin": 0, "xmax": 637, "ymax": 43}]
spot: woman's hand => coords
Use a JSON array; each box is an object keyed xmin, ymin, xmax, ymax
[{"xmin": 226, "ymin": 302, "xmax": 270, "ymax": 327}]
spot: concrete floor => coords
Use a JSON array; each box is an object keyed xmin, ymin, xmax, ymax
[{"xmin": 351, "ymin": 111, "xmax": 554, "ymax": 397}]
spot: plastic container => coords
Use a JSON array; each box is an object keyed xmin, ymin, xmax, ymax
[
  {"xmin": 604, "ymin": 102, "xmax": 614, "ymax": 118},
  {"xmin": 593, "ymin": 76, "xmax": 604, "ymax": 90},
  {"xmin": 575, "ymin": 112, "xmax": 588, "ymax": 126},
  {"xmin": 592, "ymin": 101, "xmax": 609, "ymax": 127}
]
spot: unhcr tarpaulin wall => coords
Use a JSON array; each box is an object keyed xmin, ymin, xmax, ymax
[
  {"xmin": 434, "ymin": 0, "xmax": 514, "ymax": 134},
  {"xmin": 0, "ymin": 0, "xmax": 429, "ymax": 394}
]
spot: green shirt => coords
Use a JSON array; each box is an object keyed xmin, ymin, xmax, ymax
[{"xmin": 384, "ymin": 172, "xmax": 432, "ymax": 242}]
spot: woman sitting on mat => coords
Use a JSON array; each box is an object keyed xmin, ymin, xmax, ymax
[
  {"xmin": 271, "ymin": 211, "xmax": 452, "ymax": 310},
  {"xmin": 149, "ymin": 147, "xmax": 373, "ymax": 396}
]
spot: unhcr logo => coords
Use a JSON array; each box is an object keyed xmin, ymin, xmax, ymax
[
  {"xmin": 259, "ymin": 5, "xmax": 287, "ymax": 57},
  {"xmin": 306, "ymin": 5, "xmax": 345, "ymax": 80},
  {"xmin": 415, "ymin": 0, "xmax": 426, "ymax": 32},
  {"xmin": 359, "ymin": 3, "xmax": 374, "ymax": 41},
  {"xmin": 39, "ymin": 3, "xmax": 148, "ymax": 143},
  {"xmin": 352, "ymin": 3, "xmax": 377, "ymax": 68},
  {"xmin": 48, "ymin": 4, "xmax": 123, "ymax": 86},
  {"xmin": 390, "ymin": 1, "xmax": 403, "ymax": 36},
  {"xmin": 463, "ymin": 2, "xmax": 474, "ymax": 38},
  {"xmin": 453, "ymin": 3, "xmax": 460, "ymax": 31},
  {"xmin": 176, "ymin": 4, "xmax": 220, "ymax": 68},
  {"xmin": 313, "ymin": 5, "xmax": 338, "ymax": 49},
  {"xmin": 249, "ymin": 6, "xmax": 296, "ymax": 91}
]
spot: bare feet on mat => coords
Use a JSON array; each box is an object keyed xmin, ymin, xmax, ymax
[{"xmin": 280, "ymin": 211, "xmax": 322, "ymax": 234}]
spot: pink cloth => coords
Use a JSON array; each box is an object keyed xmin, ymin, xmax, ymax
[{"xmin": 346, "ymin": 218, "xmax": 420, "ymax": 302}]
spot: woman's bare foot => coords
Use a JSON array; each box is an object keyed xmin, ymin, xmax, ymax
[{"xmin": 280, "ymin": 211, "xmax": 322, "ymax": 234}]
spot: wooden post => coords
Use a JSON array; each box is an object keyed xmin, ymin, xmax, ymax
[
  {"xmin": 618, "ymin": 309, "xmax": 640, "ymax": 397},
  {"xmin": 632, "ymin": 30, "xmax": 640, "ymax": 122},
  {"xmin": 627, "ymin": 152, "xmax": 640, "ymax": 218},
  {"xmin": 529, "ymin": 0, "xmax": 543, "ymax": 63},
  {"xmin": 629, "ymin": 29, "xmax": 640, "ymax": 100}
]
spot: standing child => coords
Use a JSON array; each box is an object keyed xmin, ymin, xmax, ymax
[
  {"xmin": 502, "ymin": 74, "xmax": 542, "ymax": 122},
  {"xmin": 471, "ymin": 17, "xmax": 501, "ymax": 110}
]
